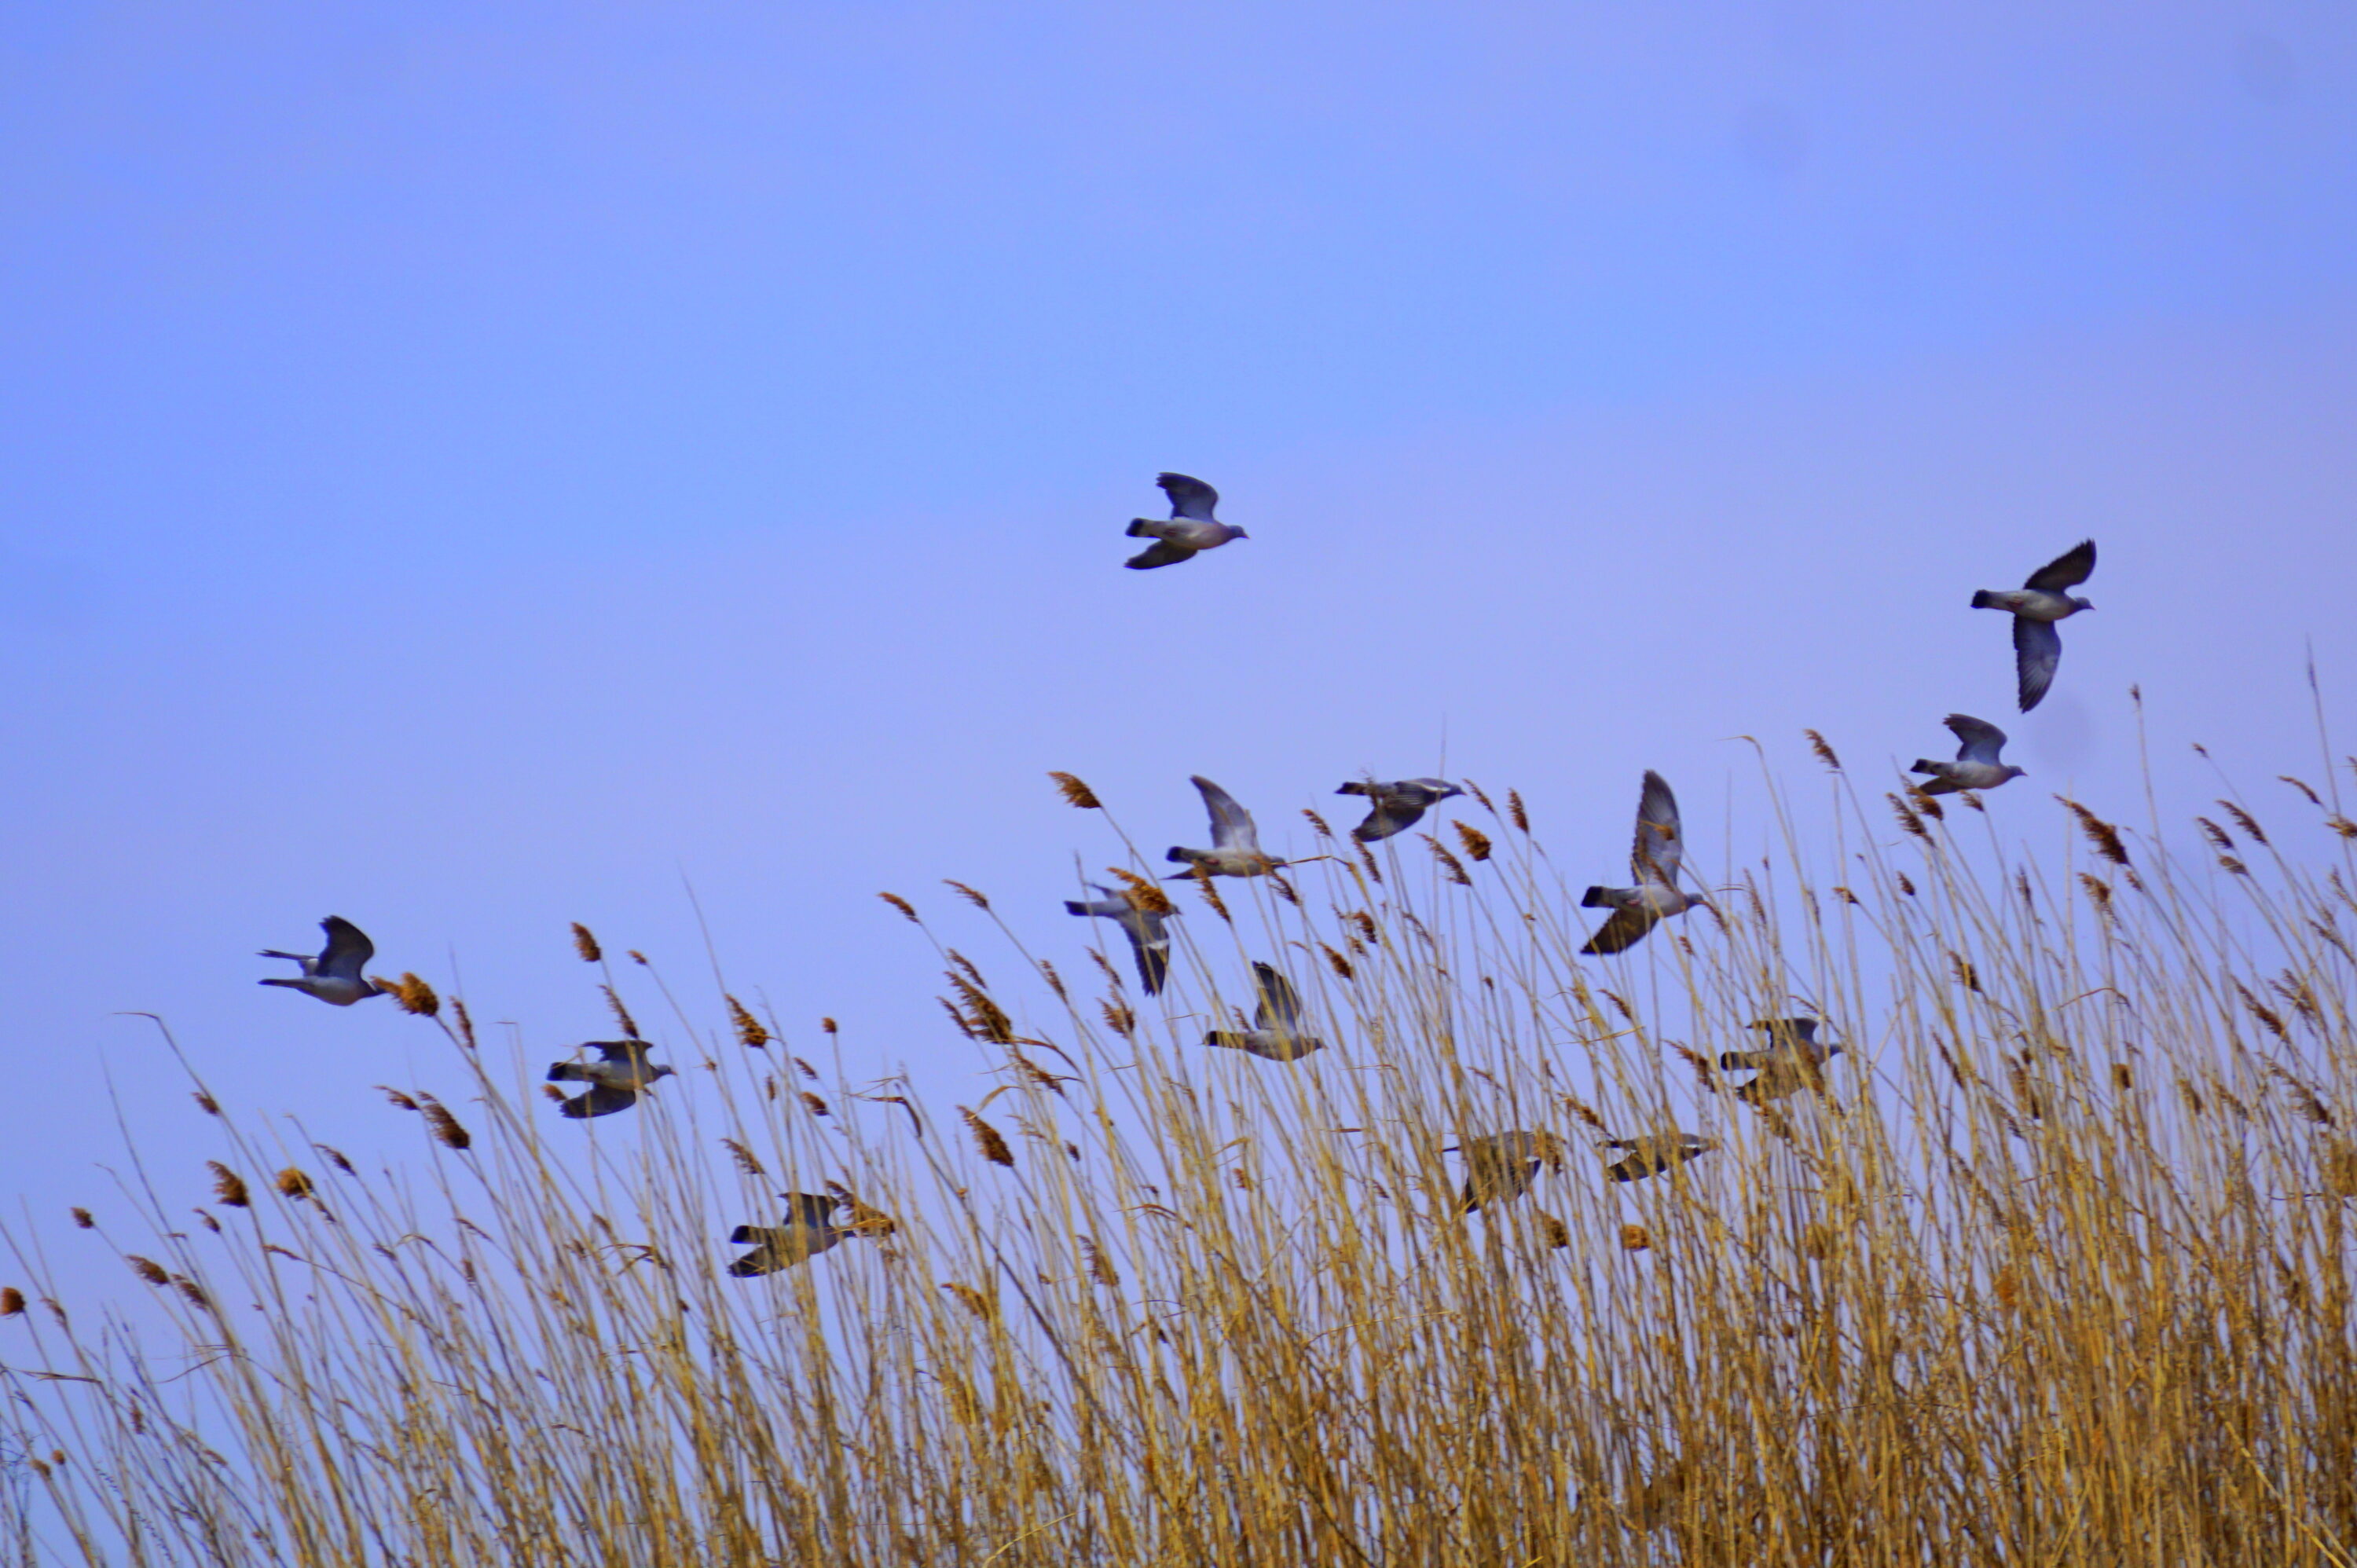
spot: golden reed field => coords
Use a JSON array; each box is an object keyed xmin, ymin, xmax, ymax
[{"xmin": 5, "ymin": 735, "xmax": 2355, "ymax": 1567}]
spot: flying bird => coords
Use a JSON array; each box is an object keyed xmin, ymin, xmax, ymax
[
  {"xmin": 1204, "ymin": 962, "xmax": 1326, "ymax": 1061},
  {"xmin": 1065, "ymin": 883, "xmax": 1178, "ymax": 994},
  {"xmin": 1719, "ymin": 1017, "xmax": 1844, "ymax": 1104},
  {"xmin": 1457, "ymin": 1130, "xmax": 1564, "ymax": 1213},
  {"xmin": 1970, "ymin": 540, "xmax": 2096, "ymax": 713},
  {"xmin": 1336, "ymin": 777, "xmax": 1464, "ymax": 843},
  {"xmin": 1601, "ymin": 1131, "xmax": 1717, "ymax": 1183},
  {"xmin": 546, "ymin": 1040, "xmax": 676, "ymax": 1119},
  {"xmin": 257, "ymin": 916, "xmax": 386, "ymax": 1006},
  {"xmin": 1168, "ymin": 775, "xmax": 1287, "ymax": 877},
  {"xmin": 1910, "ymin": 713, "xmax": 2025, "ymax": 797},
  {"xmin": 728, "ymin": 1192, "xmax": 854, "ymax": 1276},
  {"xmin": 1124, "ymin": 473, "xmax": 1248, "ymax": 570},
  {"xmin": 1580, "ymin": 772, "xmax": 1707, "ymax": 955}
]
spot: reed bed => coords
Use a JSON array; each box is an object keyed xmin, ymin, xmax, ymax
[{"xmin": 4, "ymin": 742, "xmax": 2355, "ymax": 1566}]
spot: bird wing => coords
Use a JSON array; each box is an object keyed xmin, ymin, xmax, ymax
[
  {"xmin": 1945, "ymin": 713, "xmax": 2008, "ymax": 764},
  {"xmin": 1193, "ymin": 775, "xmax": 1260, "ymax": 852},
  {"xmin": 1250, "ymin": 962, "xmax": 1307, "ymax": 1031},
  {"xmin": 2013, "ymin": 617, "xmax": 2063, "ymax": 712},
  {"xmin": 1629, "ymin": 771, "xmax": 1684, "ymax": 885},
  {"xmin": 317, "ymin": 917, "xmax": 375, "ymax": 980},
  {"xmin": 1580, "ymin": 904, "xmax": 1659, "ymax": 955},
  {"xmin": 1122, "ymin": 910, "xmax": 1172, "ymax": 995},
  {"xmin": 559, "ymin": 1084, "xmax": 640, "ymax": 1119},
  {"xmin": 1157, "ymin": 472, "xmax": 1219, "ymax": 522},
  {"xmin": 786, "ymin": 1192, "xmax": 840, "ymax": 1228},
  {"xmin": 1351, "ymin": 800, "xmax": 1421, "ymax": 842},
  {"xmin": 1125, "ymin": 538, "xmax": 1198, "ymax": 570},
  {"xmin": 2024, "ymin": 539, "xmax": 2095, "ymax": 592},
  {"xmin": 593, "ymin": 1039, "xmax": 653, "ymax": 1068}
]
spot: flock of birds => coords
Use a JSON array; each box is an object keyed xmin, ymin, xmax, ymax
[{"xmin": 254, "ymin": 474, "xmax": 2102, "ymax": 1269}]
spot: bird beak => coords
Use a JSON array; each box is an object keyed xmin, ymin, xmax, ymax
[{"xmin": 1233, "ymin": 529, "xmax": 1250, "ymax": 539}]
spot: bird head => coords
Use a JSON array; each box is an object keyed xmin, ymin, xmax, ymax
[
  {"xmin": 2072, "ymin": 595, "xmax": 2095, "ymax": 611},
  {"xmin": 649, "ymin": 1064, "xmax": 679, "ymax": 1083},
  {"xmin": 2003, "ymin": 765, "xmax": 2029, "ymax": 782},
  {"xmin": 1230, "ymin": 527, "xmax": 1251, "ymax": 540}
]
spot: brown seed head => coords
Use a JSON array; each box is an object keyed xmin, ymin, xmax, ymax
[
  {"xmin": 941, "ymin": 1282, "xmax": 996, "ymax": 1321},
  {"xmin": 1190, "ymin": 872, "xmax": 1231, "ymax": 922},
  {"xmin": 944, "ymin": 973, "xmax": 1015, "ymax": 1044},
  {"xmin": 1948, "ymin": 954, "xmax": 1982, "ymax": 994},
  {"xmin": 959, "ymin": 1108, "xmax": 1015, "ymax": 1167},
  {"xmin": 1889, "ymin": 794, "xmax": 1930, "ymax": 841},
  {"xmin": 1804, "ymin": 730, "xmax": 1842, "ymax": 771},
  {"xmin": 1538, "ymin": 1213, "xmax": 1571, "ymax": 1249},
  {"xmin": 2220, "ymin": 801, "xmax": 2268, "ymax": 846},
  {"xmin": 174, "ymin": 1277, "xmax": 210, "ymax": 1310},
  {"xmin": 2195, "ymin": 817, "xmax": 2234, "ymax": 852},
  {"xmin": 2058, "ymin": 799, "xmax": 2131, "ymax": 865},
  {"xmin": 801, "ymin": 1091, "xmax": 830, "ymax": 1116},
  {"xmin": 1619, "ymin": 1224, "xmax": 1651, "ymax": 1252},
  {"xmin": 601, "ymin": 984, "xmax": 640, "ymax": 1039},
  {"xmin": 2234, "ymin": 982, "xmax": 2289, "ymax": 1040},
  {"xmin": 944, "ymin": 879, "xmax": 991, "ymax": 910},
  {"xmin": 207, "ymin": 1163, "xmax": 250, "ymax": 1208},
  {"xmin": 1047, "ymin": 771, "xmax": 1102, "ymax": 809},
  {"xmin": 1895, "ymin": 872, "xmax": 1917, "ymax": 897},
  {"xmin": 419, "ymin": 1099, "xmax": 472, "ymax": 1151},
  {"xmin": 1105, "ymin": 866, "xmax": 1173, "ymax": 915},
  {"xmin": 1082, "ymin": 1235, "xmax": 1121, "ymax": 1288},
  {"xmin": 2279, "ymin": 774, "xmax": 2322, "ymax": 805},
  {"xmin": 570, "ymin": 922, "xmax": 602, "ymax": 963},
  {"xmin": 383, "ymin": 973, "xmax": 439, "ymax": 1017},
  {"xmin": 1321, "ymin": 943, "xmax": 1355, "ymax": 981},
  {"xmin": 1100, "ymin": 999, "xmax": 1137, "ymax": 1037},
  {"xmin": 274, "ymin": 1167, "xmax": 314, "ymax": 1200},
  {"xmin": 70, "ymin": 1207, "xmax": 93, "ymax": 1229},
  {"xmin": 2079, "ymin": 874, "xmax": 2113, "ymax": 914},
  {"xmin": 1300, "ymin": 808, "xmax": 1335, "ymax": 839},
  {"xmin": 721, "ymin": 1138, "xmax": 766, "ymax": 1177},
  {"xmin": 127, "ymin": 1256, "xmax": 170, "ymax": 1287},
  {"xmin": 192, "ymin": 1092, "xmax": 220, "ymax": 1116},
  {"xmin": 878, "ymin": 892, "xmax": 921, "ymax": 923},
  {"xmin": 1507, "ymin": 790, "xmax": 1530, "ymax": 833},
  {"xmin": 538, "ymin": 1084, "xmax": 565, "ymax": 1101},
  {"xmin": 726, "ymin": 995, "xmax": 770, "ymax": 1049},
  {"xmin": 316, "ymin": 1145, "xmax": 354, "ymax": 1174},
  {"xmin": 378, "ymin": 1086, "xmax": 420, "ymax": 1112},
  {"xmin": 0, "ymin": 1288, "xmax": 22, "ymax": 1317}
]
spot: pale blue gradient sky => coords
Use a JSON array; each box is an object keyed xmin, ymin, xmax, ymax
[{"xmin": 4, "ymin": 3, "xmax": 2354, "ymax": 1292}]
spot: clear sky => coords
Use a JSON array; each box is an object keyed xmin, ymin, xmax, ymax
[{"xmin": 4, "ymin": 2, "xmax": 2354, "ymax": 1295}]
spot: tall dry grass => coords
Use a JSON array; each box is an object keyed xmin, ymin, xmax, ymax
[{"xmin": 4, "ymin": 741, "xmax": 2355, "ymax": 1566}]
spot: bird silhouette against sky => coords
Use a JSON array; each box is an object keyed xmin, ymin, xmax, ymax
[
  {"xmin": 1580, "ymin": 772, "xmax": 1707, "ymax": 954},
  {"xmin": 546, "ymin": 1040, "xmax": 676, "ymax": 1119},
  {"xmin": 1123, "ymin": 473, "xmax": 1248, "ymax": 570},
  {"xmin": 1720, "ymin": 1017, "xmax": 1844, "ymax": 1104},
  {"xmin": 257, "ymin": 916, "xmax": 385, "ymax": 1006},
  {"xmin": 728, "ymin": 1193, "xmax": 855, "ymax": 1275},
  {"xmin": 1064, "ymin": 882, "xmax": 1177, "ymax": 994},
  {"xmin": 1336, "ymin": 777, "xmax": 1464, "ymax": 843},
  {"xmin": 1911, "ymin": 713, "xmax": 2025, "ymax": 796},
  {"xmin": 1971, "ymin": 540, "xmax": 2096, "ymax": 712},
  {"xmin": 1457, "ymin": 1130, "xmax": 1563, "ymax": 1213},
  {"xmin": 1204, "ymin": 962, "xmax": 1325, "ymax": 1061},
  {"xmin": 1168, "ymin": 775, "xmax": 1288, "ymax": 877}
]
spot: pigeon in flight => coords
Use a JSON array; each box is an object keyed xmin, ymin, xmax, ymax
[
  {"xmin": 1204, "ymin": 962, "xmax": 1326, "ymax": 1061},
  {"xmin": 546, "ymin": 1040, "xmax": 676, "ymax": 1119},
  {"xmin": 1168, "ymin": 775, "xmax": 1287, "ymax": 878},
  {"xmin": 1065, "ymin": 883, "xmax": 1178, "ymax": 994},
  {"xmin": 1600, "ymin": 1131, "xmax": 1717, "ymax": 1183},
  {"xmin": 728, "ymin": 1192, "xmax": 854, "ymax": 1276},
  {"xmin": 1910, "ymin": 713, "xmax": 2025, "ymax": 797},
  {"xmin": 1719, "ymin": 1017, "xmax": 1843, "ymax": 1104},
  {"xmin": 1457, "ymin": 1130, "xmax": 1563, "ymax": 1213},
  {"xmin": 1336, "ymin": 778, "xmax": 1464, "ymax": 844},
  {"xmin": 1970, "ymin": 540, "xmax": 2096, "ymax": 713},
  {"xmin": 258, "ymin": 916, "xmax": 386, "ymax": 1006},
  {"xmin": 1124, "ymin": 473, "xmax": 1248, "ymax": 570},
  {"xmin": 1580, "ymin": 772, "xmax": 1707, "ymax": 955}
]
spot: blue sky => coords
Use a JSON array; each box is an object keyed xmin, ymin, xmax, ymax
[{"xmin": 4, "ymin": 2, "xmax": 2354, "ymax": 1293}]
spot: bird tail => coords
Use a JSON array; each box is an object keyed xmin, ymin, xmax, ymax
[
  {"xmin": 1063, "ymin": 900, "xmax": 1089, "ymax": 916},
  {"xmin": 257, "ymin": 977, "xmax": 300, "ymax": 989},
  {"xmin": 1908, "ymin": 759, "xmax": 1939, "ymax": 775},
  {"xmin": 1580, "ymin": 886, "xmax": 1610, "ymax": 908},
  {"xmin": 728, "ymin": 1224, "xmax": 754, "ymax": 1244},
  {"xmin": 725, "ymin": 1257, "xmax": 767, "ymax": 1278},
  {"xmin": 1125, "ymin": 518, "xmax": 1159, "ymax": 538},
  {"xmin": 1335, "ymin": 782, "xmax": 1372, "ymax": 797},
  {"xmin": 257, "ymin": 949, "xmax": 307, "ymax": 961},
  {"xmin": 1165, "ymin": 848, "xmax": 1192, "ymax": 864},
  {"xmin": 546, "ymin": 1063, "xmax": 593, "ymax": 1083},
  {"xmin": 1719, "ymin": 1050, "xmax": 1765, "ymax": 1070},
  {"xmin": 1970, "ymin": 590, "xmax": 1999, "ymax": 609},
  {"xmin": 1203, "ymin": 1031, "xmax": 1241, "ymax": 1050}
]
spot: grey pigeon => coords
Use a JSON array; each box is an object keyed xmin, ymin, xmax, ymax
[
  {"xmin": 546, "ymin": 1039, "xmax": 676, "ymax": 1119},
  {"xmin": 1601, "ymin": 1131, "xmax": 1716, "ymax": 1183},
  {"xmin": 1065, "ymin": 882, "xmax": 1177, "ymax": 994},
  {"xmin": 1337, "ymin": 777, "xmax": 1464, "ymax": 843},
  {"xmin": 1457, "ymin": 1130, "xmax": 1563, "ymax": 1213},
  {"xmin": 258, "ymin": 916, "xmax": 386, "ymax": 1006},
  {"xmin": 1204, "ymin": 961, "xmax": 1325, "ymax": 1061},
  {"xmin": 1580, "ymin": 772, "xmax": 1708, "ymax": 955},
  {"xmin": 728, "ymin": 1192, "xmax": 853, "ymax": 1276},
  {"xmin": 1970, "ymin": 540, "xmax": 2096, "ymax": 713},
  {"xmin": 1124, "ymin": 473, "xmax": 1248, "ymax": 570},
  {"xmin": 1168, "ymin": 775, "xmax": 1286, "ymax": 877},
  {"xmin": 1719, "ymin": 1017, "xmax": 1844, "ymax": 1104},
  {"xmin": 1910, "ymin": 713, "xmax": 2024, "ymax": 796}
]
